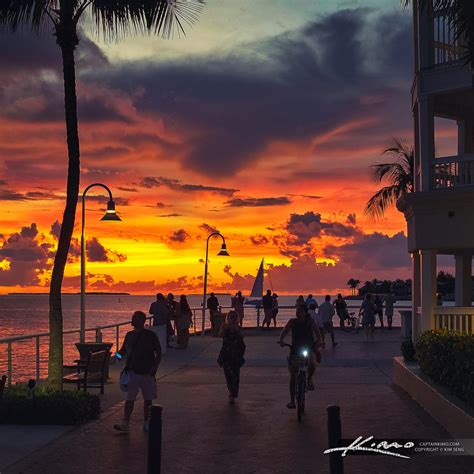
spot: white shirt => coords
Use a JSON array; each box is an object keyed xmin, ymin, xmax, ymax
[
  {"xmin": 309, "ymin": 308, "xmax": 322, "ymax": 327},
  {"xmin": 318, "ymin": 301, "xmax": 335, "ymax": 323}
]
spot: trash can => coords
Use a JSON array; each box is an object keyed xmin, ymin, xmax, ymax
[
  {"xmin": 75, "ymin": 342, "xmax": 113, "ymax": 379},
  {"xmin": 399, "ymin": 310, "xmax": 412, "ymax": 339}
]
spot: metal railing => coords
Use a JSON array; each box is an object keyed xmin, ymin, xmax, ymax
[
  {"xmin": 0, "ymin": 302, "xmax": 406, "ymax": 386},
  {"xmin": 432, "ymin": 154, "xmax": 474, "ymax": 188},
  {"xmin": 433, "ymin": 306, "xmax": 474, "ymax": 334}
]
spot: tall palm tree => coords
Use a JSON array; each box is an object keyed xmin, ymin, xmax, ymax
[
  {"xmin": 402, "ymin": 0, "xmax": 474, "ymax": 64},
  {"xmin": 0, "ymin": 0, "xmax": 204, "ymax": 389},
  {"xmin": 365, "ymin": 138, "xmax": 414, "ymax": 219},
  {"xmin": 347, "ymin": 279, "xmax": 360, "ymax": 296}
]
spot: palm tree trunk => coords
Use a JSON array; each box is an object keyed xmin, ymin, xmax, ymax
[{"xmin": 48, "ymin": 18, "xmax": 80, "ymax": 390}]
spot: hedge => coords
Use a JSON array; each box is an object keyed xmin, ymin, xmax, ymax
[
  {"xmin": 0, "ymin": 386, "xmax": 100, "ymax": 425},
  {"xmin": 415, "ymin": 330, "xmax": 474, "ymax": 408}
]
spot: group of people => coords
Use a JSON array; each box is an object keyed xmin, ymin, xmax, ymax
[
  {"xmin": 149, "ymin": 293, "xmax": 193, "ymax": 352},
  {"xmin": 113, "ymin": 290, "xmax": 399, "ymax": 431}
]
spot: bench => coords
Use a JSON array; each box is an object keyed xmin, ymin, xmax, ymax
[{"xmin": 63, "ymin": 349, "xmax": 109, "ymax": 394}]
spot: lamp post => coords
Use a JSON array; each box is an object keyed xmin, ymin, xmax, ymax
[
  {"xmin": 201, "ymin": 232, "xmax": 229, "ymax": 336},
  {"xmin": 80, "ymin": 183, "xmax": 121, "ymax": 343}
]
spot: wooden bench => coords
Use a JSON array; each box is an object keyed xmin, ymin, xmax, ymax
[{"xmin": 63, "ymin": 349, "xmax": 109, "ymax": 394}]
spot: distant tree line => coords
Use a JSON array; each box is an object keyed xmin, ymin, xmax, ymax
[{"xmin": 347, "ymin": 271, "xmax": 460, "ymax": 299}]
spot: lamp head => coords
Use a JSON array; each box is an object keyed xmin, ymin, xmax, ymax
[
  {"xmin": 217, "ymin": 243, "xmax": 229, "ymax": 257},
  {"xmin": 101, "ymin": 200, "xmax": 121, "ymax": 221}
]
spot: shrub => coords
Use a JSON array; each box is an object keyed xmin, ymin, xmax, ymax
[
  {"xmin": 401, "ymin": 339, "xmax": 416, "ymax": 362},
  {"xmin": 0, "ymin": 386, "xmax": 100, "ymax": 425},
  {"xmin": 415, "ymin": 330, "xmax": 474, "ymax": 408}
]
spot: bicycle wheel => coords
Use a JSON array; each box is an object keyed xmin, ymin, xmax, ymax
[
  {"xmin": 296, "ymin": 373, "xmax": 306, "ymax": 423},
  {"xmin": 340, "ymin": 317, "xmax": 355, "ymax": 332}
]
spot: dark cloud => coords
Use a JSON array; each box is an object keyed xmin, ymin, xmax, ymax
[
  {"xmin": 159, "ymin": 213, "xmax": 182, "ymax": 218},
  {"xmin": 226, "ymin": 197, "xmax": 291, "ymax": 207},
  {"xmin": 156, "ymin": 202, "xmax": 167, "ymax": 208},
  {"xmin": 81, "ymin": 195, "xmax": 130, "ymax": 207},
  {"xmin": 346, "ymin": 213, "xmax": 357, "ymax": 225},
  {"xmin": 250, "ymin": 235, "xmax": 270, "ymax": 246},
  {"xmin": 288, "ymin": 194, "xmax": 322, "ymax": 200},
  {"xmin": 86, "ymin": 237, "xmax": 127, "ymax": 263},
  {"xmin": 324, "ymin": 231, "xmax": 410, "ymax": 271},
  {"xmin": 140, "ymin": 176, "xmax": 238, "ymax": 197},
  {"xmin": 0, "ymin": 223, "xmax": 53, "ymax": 286},
  {"xmin": 199, "ymin": 223, "xmax": 219, "ymax": 235},
  {"xmin": 117, "ymin": 187, "xmax": 138, "ymax": 193},
  {"xmin": 169, "ymin": 229, "xmax": 189, "ymax": 243},
  {"xmin": 82, "ymin": 8, "xmax": 412, "ymax": 177}
]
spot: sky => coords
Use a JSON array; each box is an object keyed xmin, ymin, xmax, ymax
[{"xmin": 0, "ymin": 1, "xmax": 457, "ymax": 295}]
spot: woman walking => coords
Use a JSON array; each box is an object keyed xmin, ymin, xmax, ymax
[
  {"xmin": 359, "ymin": 293, "xmax": 376, "ymax": 341},
  {"xmin": 176, "ymin": 295, "xmax": 193, "ymax": 349},
  {"xmin": 218, "ymin": 311, "xmax": 246, "ymax": 404}
]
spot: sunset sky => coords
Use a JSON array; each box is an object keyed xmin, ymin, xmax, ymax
[{"xmin": 0, "ymin": 1, "xmax": 457, "ymax": 295}]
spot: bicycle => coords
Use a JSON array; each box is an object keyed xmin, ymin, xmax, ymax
[
  {"xmin": 340, "ymin": 311, "xmax": 362, "ymax": 334},
  {"xmin": 278, "ymin": 342, "xmax": 310, "ymax": 423}
]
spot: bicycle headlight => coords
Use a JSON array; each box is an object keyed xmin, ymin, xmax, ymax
[{"xmin": 302, "ymin": 350, "xmax": 308, "ymax": 357}]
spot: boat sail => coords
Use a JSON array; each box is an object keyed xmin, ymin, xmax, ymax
[{"xmin": 249, "ymin": 259, "xmax": 264, "ymax": 298}]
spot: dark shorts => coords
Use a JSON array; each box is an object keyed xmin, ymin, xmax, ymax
[{"xmin": 323, "ymin": 322, "xmax": 333, "ymax": 333}]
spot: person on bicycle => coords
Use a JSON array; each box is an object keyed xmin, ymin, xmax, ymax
[{"xmin": 278, "ymin": 306, "xmax": 322, "ymax": 409}]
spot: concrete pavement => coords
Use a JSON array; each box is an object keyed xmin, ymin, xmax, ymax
[{"xmin": 4, "ymin": 329, "xmax": 473, "ymax": 473}]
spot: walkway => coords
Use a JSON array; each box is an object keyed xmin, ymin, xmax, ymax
[{"xmin": 4, "ymin": 329, "xmax": 473, "ymax": 474}]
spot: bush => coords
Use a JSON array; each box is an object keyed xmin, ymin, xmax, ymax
[
  {"xmin": 401, "ymin": 339, "xmax": 416, "ymax": 362},
  {"xmin": 415, "ymin": 330, "xmax": 474, "ymax": 408},
  {"xmin": 0, "ymin": 386, "xmax": 100, "ymax": 425}
]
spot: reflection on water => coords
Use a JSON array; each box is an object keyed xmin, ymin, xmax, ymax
[{"xmin": 0, "ymin": 294, "xmax": 408, "ymax": 383}]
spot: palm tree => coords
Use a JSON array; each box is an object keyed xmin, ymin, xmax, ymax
[
  {"xmin": 402, "ymin": 1, "xmax": 473, "ymax": 64},
  {"xmin": 347, "ymin": 279, "xmax": 360, "ymax": 296},
  {"xmin": 365, "ymin": 138, "xmax": 414, "ymax": 219},
  {"xmin": 0, "ymin": 0, "xmax": 203, "ymax": 389}
]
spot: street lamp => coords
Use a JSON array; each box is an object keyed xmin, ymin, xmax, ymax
[
  {"xmin": 201, "ymin": 232, "xmax": 229, "ymax": 336},
  {"xmin": 80, "ymin": 183, "xmax": 121, "ymax": 343}
]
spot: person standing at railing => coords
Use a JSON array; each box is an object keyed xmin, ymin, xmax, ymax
[
  {"xmin": 333, "ymin": 293, "xmax": 349, "ymax": 328},
  {"xmin": 232, "ymin": 291, "xmax": 246, "ymax": 326},
  {"xmin": 261, "ymin": 289, "xmax": 273, "ymax": 328},
  {"xmin": 176, "ymin": 295, "xmax": 193, "ymax": 349},
  {"xmin": 271, "ymin": 293, "xmax": 279, "ymax": 327},
  {"xmin": 207, "ymin": 292, "xmax": 220, "ymax": 331},
  {"xmin": 374, "ymin": 295, "xmax": 384, "ymax": 331},
  {"xmin": 149, "ymin": 293, "xmax": 169, "ymax": 354},
  {"xmin": 114, "ymin": 311, "xmax": 162, "ymax": 433},
  {"xmin": 166, "ymin": 293, "xmax": 179, "ymax": 348},
  {"xmin": 383, "ymin": 292, "xmax": 396, "ymax": 330}
]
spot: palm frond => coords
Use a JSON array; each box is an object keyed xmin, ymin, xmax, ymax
[
  {"xmin": 0, "ymin": 0, "xmax": 58, "ymax": 31},
  {"xmin": 364, "ymin": 185, "xmax": 402, "ymax": 219},
  {"xmin": 91, "ymin": 0, "xmax": 205, "ymax": 40}
]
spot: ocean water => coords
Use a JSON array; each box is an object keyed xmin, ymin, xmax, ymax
[{"xmin": 0, "ymin": 294, "xmax": 408, "ymax": 383}]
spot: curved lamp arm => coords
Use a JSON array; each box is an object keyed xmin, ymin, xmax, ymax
[{"xmin": 81, "ymin": 183, "xmax": 114, "ymax": 235}]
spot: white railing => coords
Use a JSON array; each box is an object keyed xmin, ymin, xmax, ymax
[
  {"xmin": 433, "ymin": 306, "xmax": 474, "ymax": 334},
  {"xmin": 0, "ymin": 303, "xmax": 405, "ymax": 385},
  {"xmin": 432, "ymin": 154, "xmax": 474, "ymax": 188}
]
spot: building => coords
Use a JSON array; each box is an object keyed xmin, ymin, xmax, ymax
[{"xmin": 398, "ymin": 1, "xmax": 473, "ymax": 339}]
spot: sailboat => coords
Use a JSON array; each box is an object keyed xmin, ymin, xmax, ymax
[{"xmin": 245, "ymin": 259, "xmax": 265, "ymax": 305}]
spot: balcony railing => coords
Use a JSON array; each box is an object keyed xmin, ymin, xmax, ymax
[
  {"xmin": 434, "ymin": 306, "xmax": 474, "ymax": 334},
  {"xmin": 432, "ymin": 154, "xmax": 474, "ymax": 189},
  {"xmin": 431, "ymin": 5, "xmax": 466, "ymax": 68}
]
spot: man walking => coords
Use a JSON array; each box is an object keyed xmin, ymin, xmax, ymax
[
  {"xmin": 262, "ymin": 289, "xmax": 273, "ymax": 328},
  {"xmin": 114, "ymin": 311, "xmax": 162, "ymax": 433},
  {"xmin": 149, "ymin": 293, "xmax": 169, "ymax": 354},
  {"xmin": 232, "ymin": 291, "xmax": 246, "ymax": 326},
  {"xmin": 318, "ymin": 295, "xmax": 338, "ymax": 348}
]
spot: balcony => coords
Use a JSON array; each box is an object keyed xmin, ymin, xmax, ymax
[{"xmin": 432, "ymin": 154, "xmax": 474, "ymax": 189}]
